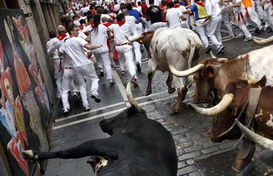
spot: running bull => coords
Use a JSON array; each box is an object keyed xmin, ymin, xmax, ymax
[
  {"xmin": 23, "ymin": 79, "xmax": 178, "ymax": 176},
  {"xmin": 129, "ymin": 27, "xmax": 204, "ymax": 114},
  {"xmin": 187, "ymin": 45, "xmax": 273, "ymax": 171},
  {"xmin": 190, "ymin": 76, "xmax": 273, "ymax": 172}
]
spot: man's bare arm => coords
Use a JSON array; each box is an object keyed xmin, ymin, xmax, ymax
[{"xmin": 84, "ymin": 44, "xmax": 103, "ymax": 50}]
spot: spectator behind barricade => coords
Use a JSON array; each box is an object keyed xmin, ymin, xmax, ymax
[{"xmin": 126, "ymin": 3, "xmax": 143, "ymax": 22}]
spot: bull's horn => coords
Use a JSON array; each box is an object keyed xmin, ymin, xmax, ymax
[
  {"xmin": 210, "ymin": 51, "xmax": 217, "ymax": 58},
  {"xmin": 189, "ymin": 93, "xmax": 234, "ymax": 116},
  {"xmin": 126, "ymin": 77, "xmax": 141, "ymax": 111},
  {"xmin": 217, "ymin": 58, "xmax": 228, "ymax": 63},
  {"xmin": 168, "ymin": 64, "xmax": 205, "ymax": 77},
  {"xmin": 128, "ymin": 34, "xmax": 143, "ymax": 42},
  {"xmin": 235, "ymin": 119, "xmax": 273, "ymax": 150},
  {"xmin": 253, "ymin": 36, "xmax": 273, "ymax": 45},
  {"xmin": 248, "ymin": 78, "xmax": 258, "ymax": 85}
]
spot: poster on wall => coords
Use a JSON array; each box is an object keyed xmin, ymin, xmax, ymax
[{"xmin": 0, "ymin": 9, "xmax": 51, "ymax": 176}]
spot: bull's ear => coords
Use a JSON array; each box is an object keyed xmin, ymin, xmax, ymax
[
  {"xmin": 202, "ymin": 66, "xmax": 214, "ymax": 79},
  {"xmin": 254, "ymin": 75, "xmax": 266, "ymax": 87}
]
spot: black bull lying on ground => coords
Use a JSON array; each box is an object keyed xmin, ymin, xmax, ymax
[{"xmin": 23, "ymin": 78, "xmax": 178, "ymax": 176}]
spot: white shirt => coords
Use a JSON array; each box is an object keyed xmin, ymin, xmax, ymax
[
  {"xmin": 205, "ymin": 0, "xmax": 223, "ymax": 17},
  {"xmin": 78, "ymin": 31, "xmax": 87, "ymax": 40},
  {"xmin": 80, "ymin": 6, "xmax": 90, "ymax": 14},
  {"xmin": 166, "ymin": 8, "xmax": 183, "ymax": 27},
  {"xmin": 232, "ymin": 0, "xmax": 243, "ymax": 14},
  {"xmin": 114, "ymin": 4, "xmax": 120, "ymax": 12},
  {"xmin": 108, "ymin": 23, "xmax": 132, "ymax": 45},
  {"xmin": 125, "ymin": 15, "xmax": 138, "ymax": 35},
  {"xmin": 46, "ymin": 37, "xmax": 61, "ymax": 59},
  {"xmin": 59, "ymin": 37, "xmax": 91, "ymax": 67},
  {"xmin": 90, "ymin": 24, "xmax": 109, "ymax": 53}
]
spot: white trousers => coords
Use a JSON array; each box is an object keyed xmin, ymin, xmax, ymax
[
  {"xmin": 75, "ymin": 63, "xmax": 99, "ymax": 96},
  {"xmin": 53, "ymin": 59, "xmax": 62, "ymax": 98},
  {"xmin": 195, "ymin": 19, "xmax": 209, "ymax": 48},
  {"xmin": 132, "ymin": 42, "xmax": 142, "ymax": 64},
  {"xmin": 116, "ymin": 45, "xmax": 137, "ymax": 78},
  {"xmin": 264, "ymin": 3, "xmax": 273, "ymax": 30},
  {"xmin": 235, "ymin": 12, "xmax": 252, "ymax": 38},
  {"xmin": 246, "ymin": 6, "xmax": 262, "ymax": 30},
  {"xmin": 93, "ymin": 52, "xmax": 113, "ymax": 80},
  {"xmin": 61, "ymin": 68, "xmax": 89, "ymax": 111},
  {"xmin": 207, "ymin": 15, "xmax": 223, "ymax": 49},
  {"xmin": 222, "ymin": 8, "xmax": 235, "ymax": 37}
]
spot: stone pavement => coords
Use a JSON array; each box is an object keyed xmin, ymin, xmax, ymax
[{"xmin": 44, "ymin": 29, "xmax": 273, "ymax": 176}]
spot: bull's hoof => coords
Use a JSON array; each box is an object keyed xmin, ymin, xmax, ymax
[
  {"xmin": 168, "ymin": 103, "xmax": 181, "ymax": 115},
  {"xmin": 168, "ymin": 87, "xmax": 176, "ymax": 94},
  {"xmin": 145, "ymin": 89, "xmax": 152, "ymax": 96},
  {"xmin": 168, "ymin": 109, "xmax": 179, "ymax": 115}
]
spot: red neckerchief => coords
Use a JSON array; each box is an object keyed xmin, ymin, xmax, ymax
[
  {"xmin": 116, "ymin": 21, "xmax": 125, "ymax": 26},
  {"xmin": 196, "ymin": 1, "xmax": 205, "ymax": 7},
  {"xmin": 174, "ymin": 4, "xmax": 180, "ymax": 8},
  {"xmin": 57, "ymin": 33, "xmax": 67, "ymax": 41},
  {"xmin": 104, "ymin": 22, "xmax": 113, "ymax": 27}
]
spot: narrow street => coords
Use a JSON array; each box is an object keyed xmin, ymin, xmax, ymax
[{"xmin": 45, "ymin": 29, "xmax": 273, "ymax": 176}]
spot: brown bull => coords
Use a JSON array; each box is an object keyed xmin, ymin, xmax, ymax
[{"xmin": 190, "ymin": 76, "xmax": 273, "ymax": 172}]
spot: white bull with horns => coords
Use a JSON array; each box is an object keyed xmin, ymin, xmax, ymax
[{"xmin": 130, "ymin": 27, "xmax": 204, "ymax": 114}]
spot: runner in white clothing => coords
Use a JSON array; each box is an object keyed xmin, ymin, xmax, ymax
[
  {"xmin": 90, "ymin": 14, "xmax": 115, "ymax": 85},
  {"xmin": 108, "ymin": 14, "xmax": 138, "ymax": 85},
  {"xmin": 59, "ymin": 24, "xmax": 102, "ymax": 114},
  {"xmin": 123, "ymin": 9, "xmax": 143, "ymax": 73},
  {"xmin": 46, "ymin": 31, "xmax": 62, "ymax": 99},
  {"xmin": 205, "ymin": 0, "xmax": 224, "ymax": 55},
  {"xmin": 166, "ymin": 1, "xmax": 187, "ymax": 28}
]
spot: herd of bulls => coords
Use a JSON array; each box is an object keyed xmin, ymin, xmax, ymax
[{"xmin": 23, "ymin": 28, "xmax": 273, "ymax": 175}]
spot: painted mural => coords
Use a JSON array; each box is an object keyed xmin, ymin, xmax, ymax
[{"xmin": 0, "ymin": 9, "xmax": 51, "ymax": 176}]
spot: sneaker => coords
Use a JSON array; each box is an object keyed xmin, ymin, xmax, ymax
[
  {"xmin": 243, "ymin": 36, "xmax": 252, "ymax": 42},
  {"xmin": 91, "ymin": 95, "xmax": 101, "ymax": 103},
  {"xmin": 63, "ymin": 109, "xmax": 69, "ymax": 116},
  {"xmin": 136, "ymin": 63, "xmax": 142, "ymax": 73},
  {"xmin": 254, "ymin": 28, "xmax": 262, "ymax": 34},
  {"xmin": 216, "ymin": 45, "xmax": 224, "ymax": 55},
  {"xmin": 84, "ymin": 107, "xmax": 91, "ymax": 112},
  {"xmin": 205, "ymin": 47, "xmax": 211, "ymax": 54},
  {"xmin": 108, "ymin": 78, "xmax": 115, "ymax": 86},
  {"xmin": 99, "ymin": 71, "xmax": 104, "ymax": 77}
]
